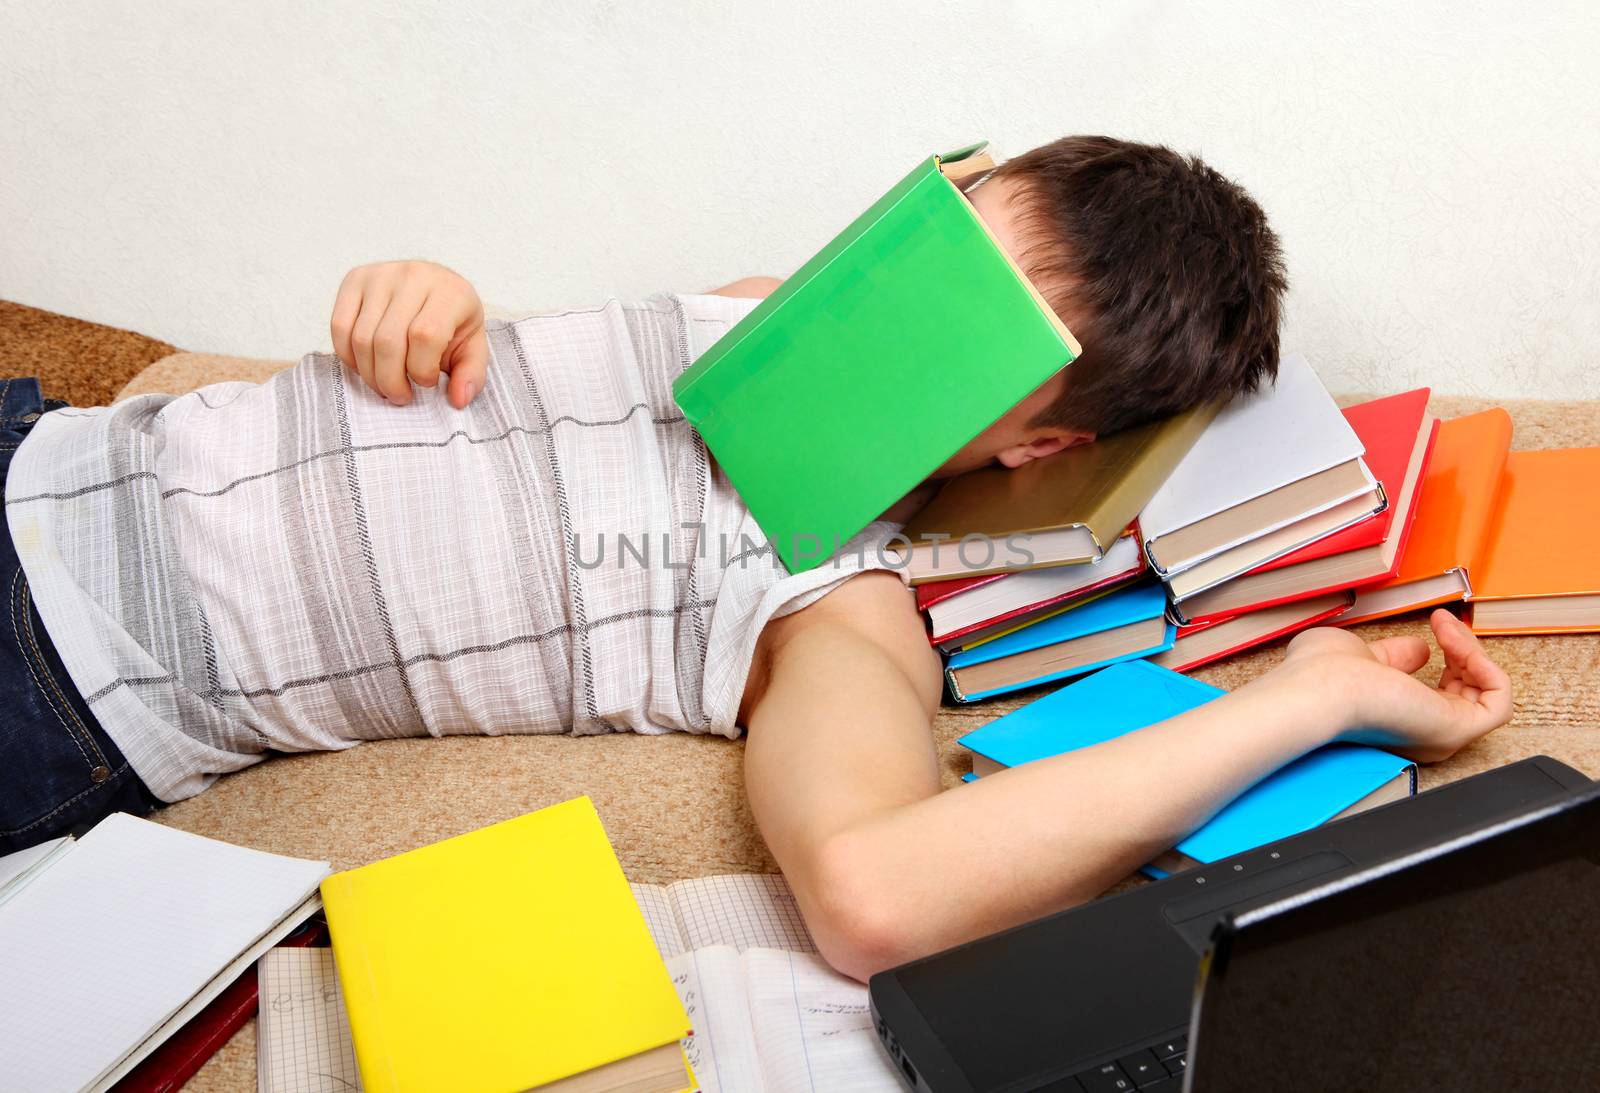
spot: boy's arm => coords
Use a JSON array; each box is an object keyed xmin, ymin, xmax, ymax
[
  {"xmin": 741, "ymin": 573, "xmax": 1511, "ymax": 982},
  {"xmin": 328, "ymin": 264, "xmax": 776, "ymax": 408}
]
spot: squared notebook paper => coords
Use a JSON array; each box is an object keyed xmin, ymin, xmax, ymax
[
  {"xmin": 258, "ymin": 948, "xmax": 362, "ymax": 1093},
  {"xmin": 0, "ymin": 813, "xmax": 328, "ymax": 1093},
  {"xmin": 1171, "ymin": 389, "xmax": 1436, "ymax": 625},
  {"xmin": 958, "ymin": 661, "xmax": 1416, "ymax": 876},
  {"xmin": 943, "ymin": 580, "xmax": 1174, "ymax": 702},
  {"xmin": 1139, "ymin": 352, "xmax": 1376, "ymax": 592},
  {"xmin": 1344, "ymin": 408, "xmax": 1513, "ymax": 625},
  {"xmin": 265, "ymin": 875, "xmax": 906, "ymax": 1093},
  {"xmin": 894, "ymin": 403, "xmax": 1216, "ymax": 582},
  {"xmin": 1470, "ymin": 446, "xmax": 1600, "ymax": 634},
  {"xmin": 672, "ymin": 142, "xmax": 1080, "ymax": 574},
  {"xmin": 319, "ymin": 797, "xmax": 694, "ymax": 1093}
]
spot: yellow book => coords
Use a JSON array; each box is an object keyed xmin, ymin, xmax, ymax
[{"xmin": 320, "ymin": 797, "xmax": 693, "ymax": 1093}]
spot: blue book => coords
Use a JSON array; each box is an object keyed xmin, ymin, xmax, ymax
[
  {"xmin": 956, "ymin": 660, "xmax": 1416, "ymax": 876},
  {"xmin": 944, "ymin": 581, "xmax": 1174, "ymax": 702}
]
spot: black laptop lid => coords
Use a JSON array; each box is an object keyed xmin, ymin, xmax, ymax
[{"xmin": 1190, "ymin": 782, "xmax": 1600, "ymax": 1092}]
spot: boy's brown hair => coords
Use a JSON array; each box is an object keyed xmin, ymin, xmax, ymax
[{"xmin": 990, "ymin": 136, "xmax": 1287, "ymax": 435}]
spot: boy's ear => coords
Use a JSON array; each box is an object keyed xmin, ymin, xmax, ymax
[{"xmin": 994, "ymin": 429, "xmax": 1095, "ymax": 470}]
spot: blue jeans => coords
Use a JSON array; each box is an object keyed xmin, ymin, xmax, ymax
[{"xmin": 0, "ymin": 378, "xmax": 160, "ymax": 854}]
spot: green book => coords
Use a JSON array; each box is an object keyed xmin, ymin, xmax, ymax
[{"xmin": 672, "ymin": 144, "xmax": 1082, "ymax": 573}]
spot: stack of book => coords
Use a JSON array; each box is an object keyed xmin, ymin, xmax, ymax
[
  {"xmin": 671, "ymin": 144, "xmax": 1596, "ymax": 700},
  {"xmin": 903, "ymin": 358, "xmax": 1598, "ymax": 699}
]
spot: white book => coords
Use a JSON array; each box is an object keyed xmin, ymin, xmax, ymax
[
  {"xmin": 1139, "ymin": 353, "xmax": 1368, "ymax": 575},
  {"xmin": 0, "ymin": 814, "xmax": 329, "ymax": 1093},
  {"xmin": 260, "ymin": 874, "xmax": 903, "ymax": 1093}
]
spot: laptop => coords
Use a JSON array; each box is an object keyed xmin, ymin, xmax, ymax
[{"xmin": 870, "ymin": 755, "xmax": 1598, "ymax": 1091}]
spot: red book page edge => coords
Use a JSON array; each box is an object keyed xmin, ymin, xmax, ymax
[
  {"xmin": 1165, "ymin": 595, "xmax": 1354, "ymax": 673},
  {"xmin": 930, "ymin": 555, "xmax": 1147, "ymax": 646}
]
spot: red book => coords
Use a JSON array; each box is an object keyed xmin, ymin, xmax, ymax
[
  {"xmin": 111, "ymin": 917, "xmax": 327, "ymax": 1093},
  {"xmin": 1172, "ymin": 390, "xmax": 1437, "ymax": 626},
  {"xmin": 917, "ymin": 532, "xmax": 1146, "ymax": 648},
  {"xmin": 1149, "ymin": 592, "xmax": 1354, "ymax": 673}
]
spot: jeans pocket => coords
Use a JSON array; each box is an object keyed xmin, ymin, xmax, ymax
[{"xmin": 0, "ymin": 566, "xmax": 116, "ymax": 839}]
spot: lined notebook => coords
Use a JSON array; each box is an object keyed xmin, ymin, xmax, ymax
[
  {"xmin": 0, "ymin": 814, "xmax": 328, "ymax": 1093},
  {"xmin": 265, "ymin": 875, "xmax": 903, "ymax": 1093}
]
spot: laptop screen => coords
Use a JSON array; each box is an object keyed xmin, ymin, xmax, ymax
[{"xmin": 1189, "ymin": 787, "xmax": 1600, "ymax": 1091}]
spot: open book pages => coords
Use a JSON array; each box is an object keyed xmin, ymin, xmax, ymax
[
  {"xmin": 259, "ymin": 874, "xmax": 902, "ymax": 1093},
  {"xmin": 640, "ymin": 875, "xmax": 902, "ymax": 1092},
  {"xmin": 0, "ymin": 814, "xmax": 329, "ymax": 1093},
  {"xmin": 670, "ymin": 947, "xmax": 901, "ymax": 1092}
]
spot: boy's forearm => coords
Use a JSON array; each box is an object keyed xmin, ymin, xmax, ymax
[
  {"xmin": 745, "ymin": 620, "xmax": 1349, "ymax": 979},
  {"xmin": 833, "ymin": 671, "xmax": 1341, "ymax": 955}
]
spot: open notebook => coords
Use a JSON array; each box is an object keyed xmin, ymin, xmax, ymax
[
  {"xmin": 260, "ymin": 874, "xmax": 904, "ymax": 1093},
  {"xmin": 0, "ymin": 814, "xmax": 328, "ymax": 1093}
]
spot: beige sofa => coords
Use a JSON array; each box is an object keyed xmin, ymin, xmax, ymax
[{"xmin": 110, "ymin": 355, "xmax": 1600, "ymax": 1090}]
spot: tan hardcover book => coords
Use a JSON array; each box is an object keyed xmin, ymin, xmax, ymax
[{"xmin": 894, "ymin": 403, "xmax": 1218, "ymax": 584}]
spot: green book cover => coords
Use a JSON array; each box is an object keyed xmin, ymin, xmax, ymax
[{"xmin": 672, "ymin": 148, "xmax": 1081, "ymax": 573}]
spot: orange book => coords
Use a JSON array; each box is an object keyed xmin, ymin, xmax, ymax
[
  {"xmin": 1469, "ymin": 446, "xmax": 1600, "ymax": 634},
  {"xmin": 1343, "ymin": 408, "xmax": 1512, "ymax": 626}
]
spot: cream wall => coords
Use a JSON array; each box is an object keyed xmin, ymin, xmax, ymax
[{"xmin": 2, "ymin": 1, "xmax": 1597, "ymax": 398}]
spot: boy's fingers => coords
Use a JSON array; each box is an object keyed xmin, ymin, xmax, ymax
[
  {"xmin": 1435, "ymin": 610, "xmax": 1508, "ymax": 688},
  {"xmin": 1366, "ymin": 634, "xmax": 1430, "ymax": 674},
  {"xmin": 1432, "ymin": 609, "xmax": 1477, "ymax": 660},
  {"xmin": 445, "ymin": 329, "xmax": 488, "ymax": 409},
  {"xmin": 1467, "ymin": 648, "xmax": 1512, "ymax": 719},
  {"xmin": 373, "ymin": 281, "xmax": 429, "ymax": 404},
  {"xmin": 349, "ymin": 278, "xmax": 394, "ymax": 397},
  {"xmin": 404, "ymin": 293, "xmax": 455, "ymax": 390},
  {"xmin": 330, "ymin": 270, "xmax": 363, "ymax": 368}
]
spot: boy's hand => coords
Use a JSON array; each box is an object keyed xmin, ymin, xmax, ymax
[
  {"xmin": 330, "ymin": 261, "xmax": 488, "ymax": 409},
  {"xmin": 1278, "ymin": 609, "xmax": 1513, "ymax": 764}
]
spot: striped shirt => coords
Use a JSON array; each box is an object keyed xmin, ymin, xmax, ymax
[{"xmin": 6, "ymin": 294, "xmax": 897, "ymax": 801}]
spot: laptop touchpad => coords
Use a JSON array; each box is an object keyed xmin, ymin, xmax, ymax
[{"xmin": 1162, "ymin": 850, "xmax": 1354, "ymax": 954}]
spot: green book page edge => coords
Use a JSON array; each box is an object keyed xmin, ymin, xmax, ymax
[{"xmin": 939, "ymin": 140, "xmax": 989, "ymax": 163}]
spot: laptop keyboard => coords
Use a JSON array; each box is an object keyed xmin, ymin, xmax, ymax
[{"xmin": 1040, "ymin": 1034, "xmax": 1188, "ymax": 1091}]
